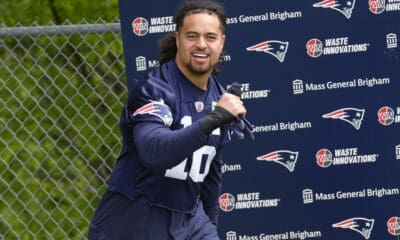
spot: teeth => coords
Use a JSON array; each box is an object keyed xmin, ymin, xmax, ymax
[{"xmin": 194, "ymin": 53, "xmax": 207, "ymax": 57}]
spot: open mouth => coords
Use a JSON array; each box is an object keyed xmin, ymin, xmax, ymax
[
  {"xmin": 192, "ymin": 53, "xmax": 209, "ymax": 63},
  {"xmin": 193, "ymin": 53, "xmax": 209, "ymax": 58}
]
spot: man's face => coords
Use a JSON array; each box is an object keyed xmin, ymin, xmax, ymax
[{"xmin": 175, "ymin": 12, "xmax": 225, "ymax": 78}]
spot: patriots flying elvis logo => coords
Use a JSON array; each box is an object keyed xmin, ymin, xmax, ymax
[
  {"xmin": 257, "ymin": 150, "xmax": 298, "ymax": 172},
  {"xmin": 322, "ymin": 107, "xmax": 365, "ymax": 130},
  {"xmin": 313, "ymin": 0, "xmax": 356, "ymax": 19},
  {"xmin": 132, "ymin": 100, "xmax": 173, "ymax": 126},
  {"xmin": 246, "ymin": 40, "xmax": 289, "ymax": 63},
  {"xmin": 332, "ymin": 217, "xmax": 375, "ymax": 239}
]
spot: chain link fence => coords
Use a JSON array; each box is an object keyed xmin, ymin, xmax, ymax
[{"xmin": 0, "ymin": 19, "xmax": 127, "ymax": 239}]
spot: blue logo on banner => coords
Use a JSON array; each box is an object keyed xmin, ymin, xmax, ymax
[
  {"xmin": 246, "ymin": 40, "xmax": 289, "ymax": 62},
  {"xmin": 313, "ymin": 0, "xmax": 356, "ymax": 19},
  {"xmin": 257, "ymin": 150, "xmax": 298, "ymax": 172},
  {"xmin": 322, "ymin": 107, "xmax": 365, "ymax": 130},
  {"xmin": 332, "ymin": 217, "xmax": 374, "ymax": 239}
]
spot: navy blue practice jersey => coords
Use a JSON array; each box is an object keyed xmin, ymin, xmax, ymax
[{"xmin": 108, "ymin": 61, "xmax": 229, "ymax": 223}]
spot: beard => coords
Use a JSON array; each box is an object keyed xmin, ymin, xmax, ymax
[{"xmin": 185, "ymin": 58, "xmax": 216, "ymax": 75}]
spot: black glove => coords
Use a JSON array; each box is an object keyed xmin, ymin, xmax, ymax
[
  {"xmin": 227, "ymin": 82, "xmax": 255, "ymax": 142},
  {"xmin": 200, "ymin": 106, "xmax": 235, "ymax": 135}
]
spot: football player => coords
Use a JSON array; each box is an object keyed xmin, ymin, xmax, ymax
[{"xmin": 88, "ymin": 0, "xmax": 249, "ymax": 239}]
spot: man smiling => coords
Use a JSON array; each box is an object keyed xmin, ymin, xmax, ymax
[{"xmin": 88, "ymin": 1, "xmax": 248, "ymax": 239}]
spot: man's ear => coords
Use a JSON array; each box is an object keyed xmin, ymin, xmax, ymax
[{"xmin": 220, "ymin": 35, "xmax": 226, "ymax": 50}]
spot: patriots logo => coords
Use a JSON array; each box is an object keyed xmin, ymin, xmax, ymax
[
  {"xmin": 257, "ymin": 150, "xmax": 298, "ymax": 172},
  {"xmin": 313, "ymin": 0, "xmax": 356, "ymax": 19},
  {"xmin": 132, "ymin": 100, "xmax": 173, "ymax": 126},
  {"xmin": 332, "ymin": 217, "xmax": 375, "ymax": 239},
  {"xmin": 246, "ymin": 40, "xmax": 289, "ymax": 63},
  {"xmin": 322, "ymin": 107, "xmax": 365, "ymax": 130}
]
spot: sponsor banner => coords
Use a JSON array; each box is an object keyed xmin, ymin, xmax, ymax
[
  {"xmin": 132, "ymin": 16, "xmax": 175, "ymax": 36},
  {"xmin": 315, "ymin": 147, "xmax": 379, "ymax": 168},
  {"xmin": 226, "ymin": 83, "xmax": 271, "ymax": 100},
  {"xmin": 226, "ymin": 10, "xmax": 303, "ymax": 25},
  {"xmin": 306, "ymin": 37, "xmax": 370, "ymax": 58},
  {"xmin": 225, "ymin": 230, "xmax": 323, "ymax": 240},
  {"xmin": 369, "ymin": 0, "xmax": 400, "ymax": 14},
  {"xmin": 221, "ymin": 163, "xmax": 242, "ymax": 174},
  {"xmin": 377, "ymin": 106, "xmax": 400, "ymax": 126},
  {"xmin": 219, "ymin": 192, "xmax": 280, "ymax": 212},
  {"xmin": 253, "ymin": 121, "xmax": 312, "ymax": 133},
  {"xmin": 302, "ymin": 187, "xmax": 400, "ymax": 204},
  {"xmin": 120, "ymin": 1, "xmax": 400, "ymax": 238},
  {"xmin": 387, "ymin": 217, "xmax": 400, "ymax": 236},
  {"xmin": 292, "ymin": 77, "xmax": 391, "ymax": 95}
]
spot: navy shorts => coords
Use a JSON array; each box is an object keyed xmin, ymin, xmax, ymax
[{"xmin": 88, "ymin": 191, "xmax": 220, "ymax": 240}]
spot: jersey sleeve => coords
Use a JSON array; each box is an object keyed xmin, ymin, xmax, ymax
[
  {"xmin": 128, "ymin": 70, "xmax": 210, "ymax": 172},
  {"xmin": 133, "ymin": 121, "xmax": 208, "ymax": 172}
]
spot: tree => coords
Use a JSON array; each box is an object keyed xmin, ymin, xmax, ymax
[
  {"xmin": 0, "ymin": 0, "xmax": 120, "ymax": 26},
  {"xmin": 0, "ymin": 1, "xmax": 125, "ymax": 239}
]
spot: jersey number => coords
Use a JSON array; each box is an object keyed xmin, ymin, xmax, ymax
[{"xmin": 164, "ymin": 116, "xmax": 216, "ymax": 182}]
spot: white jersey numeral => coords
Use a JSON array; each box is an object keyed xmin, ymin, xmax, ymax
[{"xmin": 164, "ymin": 116, "xmax": 216, "ymax": 182}]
